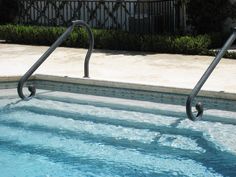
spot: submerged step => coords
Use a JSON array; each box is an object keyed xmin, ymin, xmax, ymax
[
  {"xmin": 37, "ymin": 91, "xmax": 236, "ymax": 123},
  {"xmin": 1, "ymin": 109, "xmax": 158, "ymax": 144},
  {"xmin": 0, "ymin": 124, "xmax": 223, "ymax": 177},
  {"xmin": 2, "ymin": 97, "xmax": 236, "ymax": 154},
  {"xmin": 0, "ymin": 148, "xmax": 99, "ymax": 177},
  {"xmin": 0, "ymin": 109, "xmax": 205, "ymax": 154},
  {"xmin": 0, "ymin": 96, "xmax": 236, "ymax": 176},
  {"xmin": 7, "ymin": 98, "xmax": 182, "ymax": 126}
]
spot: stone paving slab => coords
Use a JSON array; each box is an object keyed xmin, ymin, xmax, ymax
[{"xmin": 0, "ymin": 43, "xmax": 236, "ymax": 93}]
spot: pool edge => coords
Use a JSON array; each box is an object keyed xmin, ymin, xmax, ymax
[{"xmin": 0, "ymin": 74, "xmax": 236, "ymax": 101}]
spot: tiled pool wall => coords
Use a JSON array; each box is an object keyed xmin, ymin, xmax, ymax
[
  {"xmin": 1, "ymin": 78, "xmax": 235, "ymax": 112},
  {"xmin": 0, "ymin": 82, "xmax": 17, "ymax": 89},
  {"xmin": 0, "ymin": 81, "xmax": 34, "ymax": 90}
]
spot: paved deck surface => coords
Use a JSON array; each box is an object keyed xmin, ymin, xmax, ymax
[{"xmin": 0, "ymin": 43, "xmax": 236, "ymax": 93}]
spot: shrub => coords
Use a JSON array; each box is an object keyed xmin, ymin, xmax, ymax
[
  {"xmin": 0, "ymin": 0, "xmax": 19, "ymax": 24},
  {"xmin": 141, "ymin": 35, "xmax": 173, "ymax": 53},
  {"xmin": 1, "ymin": 24, "xmax": 235, "ymax": 59},
  {"xmin": 141, "ymin": 35, "xmax": 211, "ymax": 54},
  {"xmin": 187, "ymin": 0, "xmax": 234, "ymax": 34},
  {"xmin": 201, "ymin": 50, "xmax": 236, "ymax": 59},
  {"xmin": 172, "ymin": 35, "xmax": 211, "ymax": 54}
]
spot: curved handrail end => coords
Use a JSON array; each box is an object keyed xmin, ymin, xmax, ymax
[
  {"xmin": 186, "ymin": 96, "xmax": 203, "ymax": 121},
  {"xmin": 17, "ymin": 82, "xmax": 36, "ymax": 101},
  {"xmin": 28, "ymin": 85, "xmax": 36, "ymax": 97}
]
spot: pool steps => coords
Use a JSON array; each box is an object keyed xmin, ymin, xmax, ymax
[{"xmin": 0, "ymin": 97, "xmax": 236, "ymax": 176}]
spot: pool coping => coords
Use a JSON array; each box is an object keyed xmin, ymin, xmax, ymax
[
  {"xmin": 1, "ymin": 74, "xmax": 236, "ymax": 124},
  {"xmin": 1, "ymin": 74, "xmax": 236, "ymax": 101}
]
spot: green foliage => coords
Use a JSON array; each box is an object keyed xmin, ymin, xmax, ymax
[
  {"xmin": 187, "ymin": 0, "xmax": 234, "ymax": 34},
  {"xmin": 201, "ymin": 50, "xmax": 236, "ymax": 59},
  {"xmin": 140, "ymin": 35, "xmax": 173, "ymax": 53},
  {"xmin": 1, "ymin": 24, "xmax": 236, "ymax": 59},
  {"xmin": 140, "ymin": 35, "xmax": 211, "ymax": 54},
  {"xmin": 172, "ymin": 35, "xmax": 211, "ymax": 54},
  {"xmin": 0, "ymin": 0, "xmax": 19, "ymax": 24}
]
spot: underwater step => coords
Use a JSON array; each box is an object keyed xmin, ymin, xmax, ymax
[
  {"xmin": 0, "ymin": 97, "xmax": 236, "ymax": 176},
  {"xmin": 3, "ymin": 98, "xmax": 236, "ymax": 153},
  {"xmin": 1, "ymin": 109, "xmax": 236, "ymax": 176},
  {"xmin": 0, "ymin": 124, "xmax": 224, "ymax": 177},
  {"xmin": 37, "ymin": 91, "xmax": 236, "ymax": 124},
  {"xmin": 0, "ymin": 110, "xmax": 204, "ymax": 154},
  {"xmin": 0, "ymin": 147, "xmax": 105, "ymax": 177},
  {"xmin": 8, "ymin": 98, "xmax": 183, "ymax": 126}
]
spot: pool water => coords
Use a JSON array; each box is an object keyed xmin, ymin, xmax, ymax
[{"xmin": 0, "ymin": 96, "xmax": 236, "ymax": 177}]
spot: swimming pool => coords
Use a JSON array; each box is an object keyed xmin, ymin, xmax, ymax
[{"xmin": 1, "ymin": 87, "xmax": 236, "ymax": 177}]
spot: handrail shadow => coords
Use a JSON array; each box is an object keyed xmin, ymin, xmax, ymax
[
  {"xmin": 186, "ymin": 28, "xmax": 236, "ymax": 121},
  {"xmin": 17, "ymin": 20, "xmax": 94, "ymax": 100}
]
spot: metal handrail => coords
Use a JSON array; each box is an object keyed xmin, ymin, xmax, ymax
[
  {"xmin": 186, "ymin": 28, "xmax": 236, "ymax": 121},
  {"xmin": 17, "ymin": 20, "xmax": 94, "ymax": 100}
]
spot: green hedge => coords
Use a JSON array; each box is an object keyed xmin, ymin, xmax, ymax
[{"xmin": 0, "ymin": 24, "xmax": 235, "ymax": 58}]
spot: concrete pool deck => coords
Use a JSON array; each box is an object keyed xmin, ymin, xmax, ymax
[{"xmin": 0, "ymin": 43, "xmax": 236, "ymax": 93}]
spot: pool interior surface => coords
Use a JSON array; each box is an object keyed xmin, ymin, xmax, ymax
[{"xmin": 0, "ymin": 91, "xmax": 236, "ymax": 177}]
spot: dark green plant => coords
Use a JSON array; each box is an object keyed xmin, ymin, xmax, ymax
[
  {"xmin": 0, "ymin": 0, "xmax": 19, "ymax": 24},
  {"xmin": 1, "ymin": 24, "xmax": 236, "ymax": 59},
  {"xmin": 141, "ymin": 35, "xmax": 173, "ymax": 52},
  {"xmin": 187, "ymin": 0, "xmax": 234, "ymax": 34},
  {"xmin": 201, "ymin": 50, "xmax": 236, "ymax": 59},
  {"xmin": 172, "ymin": 35, "xmax": 211, "ymax": 54}
]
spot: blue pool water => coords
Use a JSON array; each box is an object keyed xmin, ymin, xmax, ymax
[{"xmin": 0, "ymin": 96, "xmax": 236, "ymax": 177}]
